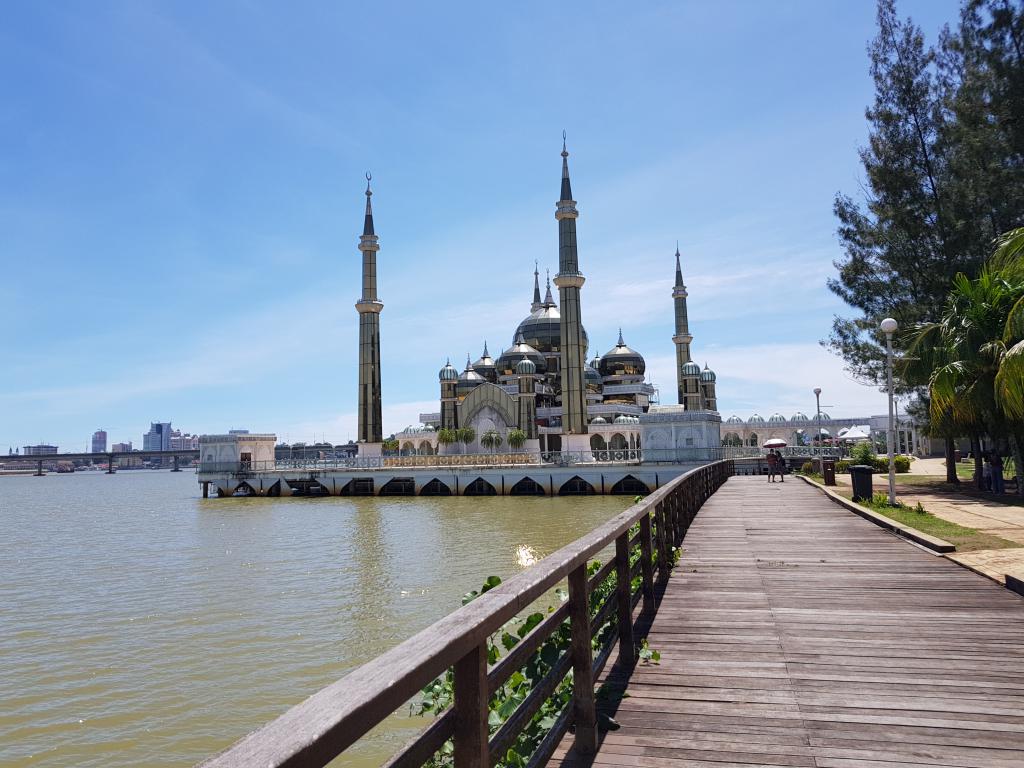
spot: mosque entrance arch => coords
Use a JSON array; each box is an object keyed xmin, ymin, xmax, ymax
[{"xmin": 459, "ymin": 383, "xmax": 518, "ymax": 435}]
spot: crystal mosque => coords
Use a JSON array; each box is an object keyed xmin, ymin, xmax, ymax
[{"xmin": 386, "ymin": 138, "xmax": 723, "ymax": 461}]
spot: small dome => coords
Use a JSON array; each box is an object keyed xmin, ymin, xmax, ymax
[
  {"xmin": 700, "ymin": 364, "xmax": 716, "ymax": 382},
  {"xmin": 768, "ymin": 413, "xmax": 785, "ymax": 423},
  {"xmin": 589, "ymin": 355, "xmax": 602, "ymax": 370},
  {"xmin": 439, "ymin": 359, "xmax": 458, "ymax": 382},
  {"xmin": 748, "ymin": 414, "xmax": 765, "ymax": 424},
  {"xmin": 591, "ymin": 416, "xmax": 608, "ymax": 424},
  {"xmin": 682, "ymin": 361, "xmax": 701, "ymax": 376},
  {"xmin": 726, "ymin": 415, "xmax": 743, "ymax": 424},
  {"xmin": 471, "ymin": 342, "xmax": 496, "ymax": 376},
  {"xmin": 791, "ymin": 412, "xmax": 809, "ymax": 421},
  {"xmin": 496, "ymin": 332, "xmax": 548, "ymax": 376},
  {"xmin": 820, "ymin": 412, "xmax": 831, "ymax": 421},
  {"xmin": 584, "ymin": 363, "xmax": 602, "ymax": 384},
  {"xmin": 457, "ymin": 356, "xmax": 486, "ymax": 394},
  {"xmin": 515, "ymin": 356, "xmax": 536, "ymax": 375},
  {"xmin": 598, "ymin": 330, "xmax": 646, "ymax": 378},
  {"xmin": 613, "ymin": 415, "xmax": 630, "ymax": 424},
  {"xmin": 422, "ymin": 424, "xmax": 435, "ymax": 432}
]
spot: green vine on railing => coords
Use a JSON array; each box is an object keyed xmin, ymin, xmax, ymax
[{"xmin": 412, "ymin": 521, "xmax": 662, "ymax": 768}]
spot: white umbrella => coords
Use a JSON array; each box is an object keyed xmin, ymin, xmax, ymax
[{"xmin": 763, "ymin": 438, "xmax": 787, "ymax": 449}]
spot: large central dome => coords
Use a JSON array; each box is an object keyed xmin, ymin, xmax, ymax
[{"xmin": 515, "ymin": 304, "xmax": 589, "ymax": 356}]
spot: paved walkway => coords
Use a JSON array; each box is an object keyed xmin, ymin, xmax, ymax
[
  {"xmin": 552, "ymin": 476, "xmax": 1024, "ymax": 768},
  {"xmin": 831, "ymin": 463, "xmax": 1024, "ymax": 583}
]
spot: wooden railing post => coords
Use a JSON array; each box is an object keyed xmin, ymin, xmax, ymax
[
  {"xmin": 453, "ymin": 643, "xmax": 489, "ymax": 768},
  {"xmin": 614, "ymin": 532, "xmax": 635, "ymax": 666},
  {"xmin": 654, "ymin": 502, "xmax": 669, "ymax": 578},
  {"xmin": 567, "ymin": 564, "xmax": 597, "ymax": 755},
  {"xmin": 640, "ymin": 513, "xmax": 655, "ymax": 613}
]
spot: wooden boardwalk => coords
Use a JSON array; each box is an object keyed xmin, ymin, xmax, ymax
[{"xmin": 551, "ymin": 476, "xmax": 1024, "ymax": 768}]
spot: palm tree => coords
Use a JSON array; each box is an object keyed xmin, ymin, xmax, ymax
[
  {"xmin": 456, "ymin": 426, "xmax": 476, "ymax": 455},
  {"xmin": 902, "ymin": 236, "xmax": 1024, "ymax": 493},
  {"xmin": 481, "ymin": 429, "xmax": 503, "ymax": 454},
  {"xmin": 507, "ymin": 428, "xmax": 527, "ymax": 452},
  {"xmin": 436, "ymin": 428, "xmax": 456, "ymax": 455}
]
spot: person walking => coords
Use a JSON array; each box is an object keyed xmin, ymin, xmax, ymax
[
  {"xmin": 982, "ymin": 453, "xmax": 993, "ymax": 492},
  {"xmin": 766, "ymin": 450, "xmax": 778, "ymax": 483},
  {"xmin": 776, "ymin": 452, "xmax": 786, "ymax": 483},
  {"xmin": 992, "ymin": 453, "xmax": 1005, "ymax": 495}
]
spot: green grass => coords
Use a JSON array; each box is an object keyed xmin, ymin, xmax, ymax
[{"xmin": 838, "ymin": 491, "xmax": 1021, "ymax": 552}]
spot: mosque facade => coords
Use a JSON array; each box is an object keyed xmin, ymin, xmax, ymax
[{"xmin": 388, "ymin": 140, "xmax": 722, "ymax": 460}]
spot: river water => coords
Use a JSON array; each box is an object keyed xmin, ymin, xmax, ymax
[{"xmin": 0, "ymin": 470, "xmax": 627, "ymax": 767}]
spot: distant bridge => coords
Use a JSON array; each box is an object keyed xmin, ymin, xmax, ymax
[{"xmin": 0, "ymin": 449, "xmax": 200, "ymax": 474}]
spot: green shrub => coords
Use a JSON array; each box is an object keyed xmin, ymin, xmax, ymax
[
  {"xmin": 835, "ymin": 460, "xmax": 851, "ymax": 473},
  {"xmin": 850, "ymin": 442, "xmax": 877, "ymax": 465},
  {"xmin": 894, "ymin": 455, "xmax": 910, "ymax": 473},
  {"xmin": 801, "ymin": 461, "xmax": 815, "ymax": 474}
]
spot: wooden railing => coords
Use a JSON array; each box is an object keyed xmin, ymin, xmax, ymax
[{"xmin": 198, "ymin": 460, "xmax": 734, "ymax": 768}]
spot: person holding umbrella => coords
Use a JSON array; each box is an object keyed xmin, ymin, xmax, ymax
[{"xmin": 763, "ymin": 438, "xmax": 787, "ymax": 483}]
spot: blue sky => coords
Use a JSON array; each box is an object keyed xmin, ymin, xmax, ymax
[{"xmin": 2, "ymin": 1, "xmax": 960, "ymax": 450}]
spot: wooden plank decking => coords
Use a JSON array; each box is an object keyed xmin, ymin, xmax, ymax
[{"xmin": 551, "ymin": 475, "xmax": 1024, "ymax": 768}]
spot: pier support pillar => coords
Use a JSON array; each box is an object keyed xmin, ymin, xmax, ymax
[
  {"xmin": 106, "ymin": 454, "xmax": 115, "ymax": 474},
  {"xmin": 202, "ymin": 481, "xmax": 209, "ymax": 498},
  {"xmin": 171, "ymin": 455, "xmax": 181, "ymax": 472},
  {"xmin": 35, "ymin": 459, "xmax": 43, "ymax": 476}
]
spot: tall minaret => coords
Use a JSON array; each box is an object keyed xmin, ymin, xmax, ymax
[
  {"xmin": 355, "ymin": 173, "xmax": 383, "ymax": 444},
  {"xmin": 553, "ymin": 132, "xmax": 588, "ymax": 436},
  {"xmin": 672, "ymin": 243, "xmax": 697, "ymax": 408}
]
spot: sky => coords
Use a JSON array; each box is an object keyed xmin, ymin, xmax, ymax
[{"xmin": 1, "ymin": 0, "xmax": 963, "ymax": 451}]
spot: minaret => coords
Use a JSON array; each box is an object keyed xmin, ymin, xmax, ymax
[
  {"xmin": 553, "ymin": 133, "xmax": 588, "ymax": 436},
  {"xmin": 672, "ymin": 243, "xmax": 695, "ymax": 408},
  {"xmin": 355, "ymin": 173, "xmax": 383, "ymax": 444},
  {"xmin": 531, "ymin": 262, "xmax": 542, "ymax": 312}
]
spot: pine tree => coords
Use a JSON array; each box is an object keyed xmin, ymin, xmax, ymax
[{"xmin": 828, "ymin": 0, "xmax": 1024, "ymax": 384}]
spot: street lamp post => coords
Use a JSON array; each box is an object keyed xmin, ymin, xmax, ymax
[
  {"xmin": 813, "ymin": 388, "xmax": 822, "ymax": 454},
  {"xmin": 881, "ymin": 317, "xmax": 899, "ymax": 506}
]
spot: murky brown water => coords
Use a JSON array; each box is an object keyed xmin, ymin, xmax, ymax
[{"xmin": 0, "ymin": 470, "xmax": 627, "ymax": 767}]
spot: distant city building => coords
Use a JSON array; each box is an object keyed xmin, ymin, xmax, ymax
[
  {"xmin": 23, "ymin": 444, "xmax": 58, "ymax": 455},
  {"xmin": 112, "ymin": 441, "xmax": 133, "ymax": 452},
  {"xmin": 228, "ymin": 429, "xmax": 250, "ymax": 435},
  {"xmin": 143, "ymin": 422, "xmax": 172, "ymax": 451},
  {"xmin": 170, "ymin": 432, "xmax": 199, "ymax": 450},
  {"xmin": 91, "ymin": 430, "xmax": 108, "ymax": 453}
]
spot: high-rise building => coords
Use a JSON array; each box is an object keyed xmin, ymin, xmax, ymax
[
  {"xmin": 143, "ymin": 422, "xmax": 172, "ymax": 451},
  {"xmin": 112, "ymin": 441, "xmax": 132, "ymax": 452},
  {"xmin": 91, "ymin": 430, "xmax": 108, "ymax": 453},
  {"xmin": 23, "ymin": 444, "xmax": 58, "ymax": 455}
]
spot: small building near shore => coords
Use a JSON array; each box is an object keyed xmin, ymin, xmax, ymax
[{"xmin": 200, "ymin": 433, "xmax": 277, "ymax": 469}]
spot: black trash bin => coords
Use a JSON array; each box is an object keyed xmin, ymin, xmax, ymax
[
  {"xmin": 850, "ymin": 464, "xmax": 874, "ymax": 502},
  {"xmin": 822, "ymin": 459, "xmax": 836, "ymax": 486}
]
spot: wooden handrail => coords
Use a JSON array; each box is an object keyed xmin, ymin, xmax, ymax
[{"xmin": 198, "ymin": 459, "xmax": 734, "ymax": 768}]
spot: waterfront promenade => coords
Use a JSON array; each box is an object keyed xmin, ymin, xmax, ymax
[{"xmin": 551, "ymin": 477, "xmax": 1024, "ymax": 768}]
